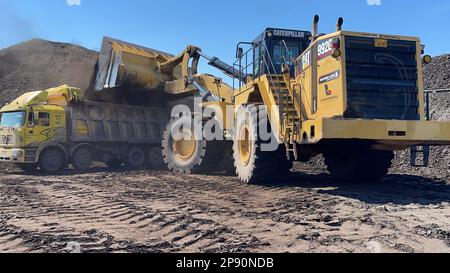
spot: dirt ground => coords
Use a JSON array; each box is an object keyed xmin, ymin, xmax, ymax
[{"xmin": 0, "ymin": 165, "xmax": 449, "ymax": 253}]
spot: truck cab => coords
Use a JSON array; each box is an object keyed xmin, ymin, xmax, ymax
[
  {"xmin": 0, "ymin": 110, "xmax": 27, "ymax": 162},
  {"xmin": 0, "ymin": 91, "xmax": 66, "ymax": 164}
]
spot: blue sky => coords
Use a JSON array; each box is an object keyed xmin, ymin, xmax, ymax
[{"xmin": 1, "ymin": 0, "xmax": 450, "ymax": 73}]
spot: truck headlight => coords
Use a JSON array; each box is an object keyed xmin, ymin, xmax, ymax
[{"xmin": 11, "ymin": 150, "xmax": 23, "ymax": 157}]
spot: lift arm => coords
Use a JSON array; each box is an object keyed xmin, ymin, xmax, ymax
[{"xmin": 95, "ymin": 37, "xmax": 237, "ymax": 103}]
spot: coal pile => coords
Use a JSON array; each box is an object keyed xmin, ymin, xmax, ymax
[
  {"xmin": 0, "ymin": 39, "xmax": 98, "ymax": 106},
  {"xmin": 391, "ymin": 56, "xmax": 450, "ymax": 180},
  {"xmin": 423, "ymin": 54, "xmax": 450, "ymax": 90}
]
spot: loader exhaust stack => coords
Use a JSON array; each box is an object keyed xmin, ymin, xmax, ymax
[
  {"xmin": 336, "ymin": 17, "xmax": 344, "ymax": 31},
  {"xmin": 312, "ymin": 15, "xmax": 320, "ymax": 41}
]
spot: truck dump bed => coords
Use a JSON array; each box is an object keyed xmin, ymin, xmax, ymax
[{"xmin": 68, "ymin": 101, "xmax": 168, "ymax": 144}]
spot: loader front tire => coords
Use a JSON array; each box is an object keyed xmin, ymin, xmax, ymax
[
  {"xmin": 233, "ymin": 107, "xmax": 292, "ymax": 184},
  {"xmin": 162, "ymin": 119, "xmax": 227, "ymax": 174},
  {"xmin": 324, "ymin": 148, "xmax": 394, "ymax": 182}
]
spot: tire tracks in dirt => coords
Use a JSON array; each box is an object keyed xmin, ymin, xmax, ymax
[{"xmin": 0, "ymin": 169, "xmax": 450, "ymax": 253}]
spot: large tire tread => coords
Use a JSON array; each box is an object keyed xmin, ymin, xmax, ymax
[
  {"xmin": 233, "ymin": 107, "xmax": 291, "ymax": 184},
  {"xmin": 324, "ymin": 149, "xmax": 394, "ymax": 182},
  {"xmin": 162, "ymin": 118, "xmax": 233, "ymax": 174}
]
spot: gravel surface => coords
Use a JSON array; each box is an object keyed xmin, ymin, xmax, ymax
[{"xmin": 0, "ymin": 167, "xmax": 449, "ymax": 253}]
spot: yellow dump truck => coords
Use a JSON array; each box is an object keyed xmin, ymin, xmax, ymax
[{"xmin": 0, "ymin": 85, "xmax": 168, "ymax": 173}]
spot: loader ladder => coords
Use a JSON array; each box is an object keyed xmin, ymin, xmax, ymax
[
  {"xmin": 270, "ymin": 76, "xmax": 301, "ymax": 136},
  {"xmin": 233, "ymin": 40, "xmax": 302, "ymax": 160},
  {"xmin": 259, "ymin": 41, "xmax": 301, "ymax": 159}
]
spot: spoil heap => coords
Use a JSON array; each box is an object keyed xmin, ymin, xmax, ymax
[{"xmin": 0, "ymin": 39, "xmax": 98, "ymax": 106}]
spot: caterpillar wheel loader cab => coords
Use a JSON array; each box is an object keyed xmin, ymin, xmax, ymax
[
  {"xmin": 231, "ymin": 15, "xmax": 450, "ymax": 184},
  {"xmin": 248, "ymin": 28, "xmax": 311, "ymax": 77}
]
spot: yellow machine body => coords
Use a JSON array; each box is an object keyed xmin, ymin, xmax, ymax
[
  {"xmin": 233, "ymin": 30, "xmax": 450, "ymax": 150},
  {"xmin": 96, "ymin": 37, "xmax": 234, "ymax": 104}
]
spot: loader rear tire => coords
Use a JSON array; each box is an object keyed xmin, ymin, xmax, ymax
[
  {"xmin": 324, "ymin": 148, "xmax": 394, "ymax": 182},
  {"xmin": 233, "ymin": 106, "xmax": 292, "ymax": 184},
  {"xmin": 217, "ymin": 143, "xmax": 236, "ymax": 175},
  {"xmin": 162, "ymin": 118, "xmax": 228, "ymax": 174},
  {"xmin": 39, "ymin": 148, "xmax": 66, "ymax": 174}
]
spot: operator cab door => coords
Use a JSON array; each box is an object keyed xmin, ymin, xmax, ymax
[{"xmin": 271, "ymin": 40, "xmax": 301, "ymax": 75}]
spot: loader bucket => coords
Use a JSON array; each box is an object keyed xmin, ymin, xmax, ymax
[{"xmin": 95, "ymin": 37, "xmax": 177, "ymax": 92}]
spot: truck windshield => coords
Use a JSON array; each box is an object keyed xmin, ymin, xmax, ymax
[{"xmin": 0, "ymin": 111, "xmax": 26, "ymax": 128}]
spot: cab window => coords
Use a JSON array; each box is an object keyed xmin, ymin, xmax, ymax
[
  {"xmin": 38, "ymin": 112, "xmax": 50, "ymax": 126},
  {"xmin": 28, "ymin": 112, "xmax": 51, "ymax": 127},
  {"xmin": 272, "ymin": 42, "xmax": 300, "ymax": 66},
  {"xmin": 0, "ymin": 111, "xmax": 26, "ymax": 128}
]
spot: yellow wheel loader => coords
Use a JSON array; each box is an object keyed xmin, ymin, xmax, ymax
[{"xmin": 227, "ymin": 15, "xmax": 448, "ymax": 183}]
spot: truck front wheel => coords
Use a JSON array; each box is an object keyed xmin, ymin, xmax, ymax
[{"xmin": 39, "ymin": 148, "xmax": 66, "ymax": 174}]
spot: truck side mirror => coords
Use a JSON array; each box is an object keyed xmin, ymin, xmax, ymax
[{"xmin": 236, "ymin": 47, "xmax": 244, "ymax": 59}]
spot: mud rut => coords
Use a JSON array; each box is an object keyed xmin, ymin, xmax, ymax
[{"xmin": 0, "ymin": 167, "xmax": 449, "ymax": 253}]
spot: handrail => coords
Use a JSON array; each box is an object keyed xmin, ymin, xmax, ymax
[
  {"xmin": 424, "ymin": 89, "xmax": 450, "ymax": 93},
  {"xmin": 279, "ymin": 40, "xmax": 292, "ymax": 68},
  {"xmin": 231, "ymin": 39, "xmax": 296, "ymax": 138},
  {"xmin": 233, "ymin": 42, "xmax": 255, "ymax": 91},
  {"xmin": 260, "ymin": 40, "xmax": 289, "ymax": 130}
]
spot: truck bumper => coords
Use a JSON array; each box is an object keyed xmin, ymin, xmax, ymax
[
  {"xmin": 303, "ymin": 119, "xmax": 450, "ymax": 147},
  {"xmin": 0, "ymin": 148, "xmax": 33, "ymax": 163}
]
